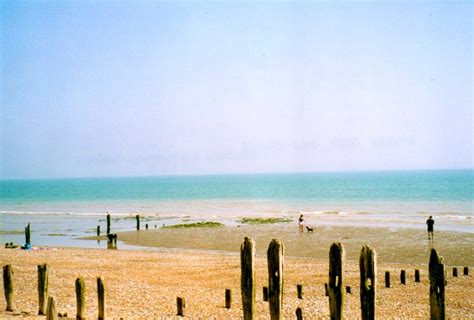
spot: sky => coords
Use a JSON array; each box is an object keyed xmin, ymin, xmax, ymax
[{"xmin": 1, "ymin": 1, "xmax": 472, "ymax": 179}]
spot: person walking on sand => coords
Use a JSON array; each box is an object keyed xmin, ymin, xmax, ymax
[
  {"xmin": 426, "ymin": 216, "xmax": 435, "ymax": 240},
  {"xmin": 298, "ymin": 214, "xmax": 304, "ymax": 233}
]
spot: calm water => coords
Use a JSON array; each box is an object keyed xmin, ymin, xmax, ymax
[{"xmin": 1, "ymin": 170, "xmax": 473, "ymax": 247}]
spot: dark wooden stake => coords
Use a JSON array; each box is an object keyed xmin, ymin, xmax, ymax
[
  {"xmin": 452, "ymin": 267, "xmax": 457, "ymax": 277},
  {"xmin": 329, "ymin": 242, "xmax": 345, "ymax": 320},
  {"xmin": 400, "ymin": 270, "xmax": 406, "ymax": 285},
  {"xmin": 136, "ymin": 214, "xmax": 140, "ymax": 231},
  {"xmin": 225, "ymin": 289, "xmax": 232, "ymax": 309},
  {"xmin": 360, "ymin": 245, "xmax": 376, "ymax": 320},
  {"xmin": 75, "ymin": 277, "xmax": 86, "ymax": 320},
  {"xmin": 146, "ymin": 224, "xmax": 148, "ymax": 230},
  {"xmin": 346, "ymin": 286, "xmax": 352, "ymax": 294},
  {"xmin": 385, "ymin": 271, "xmax": 390, "ymax": 288},
  {"xmin": 3, "ymin": 264, "xmax": 14, "ymax": 311},
  {"xmin": 177, "ymin": 297, "xmax": 185, "ymax": 316},
  {"xmin": 464, "ymin": 267, "xmax": 469, "ymax": 276},
  {"xmin": 263, "ymin": 287, "xmax": 269, "ymax": 302},
  {"xmin": 324, "ymin": 283, "xmax": 329, "ymax": 296},
  {"xmin": 429, "ymin": 249, "xmax": 445, "ymax": 320},
  {"xmin": 297, "ymin": 284, "xmax": 303, "ymax": 299},
  {"xmin": 97, "ymin": 277, "xmax": 105, "ymax": 320},
  {"xmin": 106, "ymin": 214, "xmax": 111, "ymax": 235},
  {"xmin": 267, "ymin": 239, "xmax": 284, "ymax": 320},
  {"xmin": 38, "ymin": 264, "xmax": 49, "ymax": 315},
  {"xmin": 241, "ymin": 237, "xmax": 255, "ymax": 320},
  {"xmin": 415, "ymin": 269, "xmax": 420, "ymax": 283},
  {"xmin": 97, "ymin": 225, "xmax": 100, "ymax": 236},
  {"xmin": 296, "ymin": 307, "xmax": 303, "ymax": 320},
  {"xmin": 46, "ymin": 296, "xmax": 57, "ymax": 320},
  {"xmin": 25, "ymin": 223, "xmax": 31, "ymax": 245}
]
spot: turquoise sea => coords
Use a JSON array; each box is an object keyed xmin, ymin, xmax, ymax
[{"xmin": 1, "ymin": 170, "xmax": 472, "ymax": 248}]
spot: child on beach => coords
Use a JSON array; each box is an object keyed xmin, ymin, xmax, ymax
[{"xmin": 298, "ymin": 214, "xmax": 304, "ymax": 233}]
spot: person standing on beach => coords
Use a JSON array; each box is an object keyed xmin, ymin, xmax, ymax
[
  {"xmin": 426, "ymin": 216, "xmax": 435, "ymax": 240},
  {"xmin": 298, "ymin": 214, "xmax": 304, "ymax": 233}
]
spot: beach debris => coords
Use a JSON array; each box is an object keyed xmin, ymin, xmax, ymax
[
  {"xmin": 267, "ymin": 239, "xmax": 283, "ymax": 320},
  {"xmin": 415, "ymin": 269, "xmax": 421, "ymax": 283},
  {"xmin": 3, "ymin": 264, "xmax": 14, "ymax": 311},
  {"xmin": 329, "ymin": 242, "xmax": 345, "ymax": 320},
  {"xmin": 75, "ymin": 277, "xmax": 86, "ymax": 320},
  {"xmin": 225, "ymin": 289, "xmax": 232, "ymax": 309},
  {"xmin": 177, "ymin": 297, "xmax": 185, "ymax": 316},
  {"xmin": 263, "ymin": 287, "xmax": 269, "ymax": 302},
  {"xmin": 385, "ymin": 271, "xmax": 390, "ymax": 288},
  {"xmin": 97, "ymin": 277, "xmax": 105, "ymax": 320},
  {"xmin": 240, "ymin": 237, "xmax": 255, "ymax": 320},
  {"xmin": 296, "ymin": 307, "xmax": 303, "ymax": 320},
  {"xmin": 429, "ymin": 249, "xmax": 445, "ymax": 320},
  {"xmin": 38, "ymin": 264, "xmax": 49, "ymax": 315},
  {"xmin": 400, "ymin": 270, "xmax": 406, "ymax": 285},
  {"xmin": 360, "ymin": 245, "xmax": 376, "ymax": 320},
  {"xmin": 297, "ymin": 284, "xmax": 303, "ymax": 299},
  {"xmin": 46, "ymin": 296, "xmax": 57, "ymax": 320},
  {"xmin": 106, "ymin": 214, "xmax": 111, "ymax": 235}
]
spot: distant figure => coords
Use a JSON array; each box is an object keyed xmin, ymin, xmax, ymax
[
  {"xmin": 426, "ymin": 216, "xmax": 435, "ymax": 240},
  {"xmin": 298, "ymin": 214, "xmax": 304, "ymax": 233}
]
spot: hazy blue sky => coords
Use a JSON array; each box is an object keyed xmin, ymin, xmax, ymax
[{"xmin": 1, "ymin": 1, "xmax": 472, "ymax": 179}]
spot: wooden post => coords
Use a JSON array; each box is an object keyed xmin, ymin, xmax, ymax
[
  {"xmin": 177, "ymin": 297, "xmax": 185, "ymax": 316},
  {"xmin": 46, "ymin": 296, "xmax": 57, "ymax": 320},
  {"xmin": 240, "ymin": 237, "xmax": 255, "ymax": 320},
  {"xmin": 329, "ymin": 242, "xmax": 345, "ymax": 320},
  {"xmin": 267, "ymin": 239, "xmax": 284, "ymax": 320},
  {"xmin": 359, "ymin": 245, "xmax": 376, "ymax": 320},
  {"xmin": 452, "ymin": 267, "xmax": 457, "ymax": 277},
  {"xmin": 464, "ymin": 267, "xmax": 469, "ymax": 276},
  {"xmin": 346, "ymin": 286, "xmax": 351, "ymax": 294},
  {"xmin": 296, "ymin": 307, "xmax": 303, "ymax": 320},
  {"xmin": 324, "ymin": 283, "xmax": 329, "ymax": 296},
  {"xmin": 3, "ymin": 264, "xmax": 14, "ymax": 311},
  {"xmin": 97, "ymin": 225, "xmax": 100, "ymax": 236},
  {"xmin": 415, "ymin": 270, "xmax": 420, "ymax": 283},
  {"xmin": 400, "ymin": 270, "xmax": 406, "ymax": 285},
  {"xmin": 429, "ymin": 249, "xmax": 445, "ymax": 320},
  {"xmin": 385, "ymin": 271, "xmax": 390, "ymax": 288},
  {"xmin": 97, "ymin": 277, "xmax": 105, "ymax": 320},
  {"xmin": 263, "ymin": 287, "xmax": 269, "ymax": 302},
  {"xmin": 146, "ymin": 224, "xmax": 148, "ymax": 230},
  {"xmin": 38, "ymin": 264, "xmax": 49, "ymax": 315},
  {"xmin": 136, "ymin": 214, "xmax": 140, "ymax": 231},
  {"xmin": 25, "ymin": 223, "xmax": 31, "ymax": 245},
  {"xmin": 75, "ymin": 277, "xmax": 86, "ymax": 320},
  {"xmin": 106, "ymin": 214, "xmax": 111, "ymax": 235},
  {"xmin": 225, "ymin": 289, "xmax": 232, "ymax": 309},
  {"xmin": 297, "ymin": 284, "xmax": 303, "ymax": 299}
]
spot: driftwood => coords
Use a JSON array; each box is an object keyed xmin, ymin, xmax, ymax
[
  {"xmin": 429, "ymin": 249, "xmax": 445, "ymax": 320},
  {"xmin": 267, "ymin": 239, "xmax": 284, "ymax": 320},
  {"xmin": 3, "ymin": 264, "xmax": 14, "ymax": 311},
  {"xmin": 240, "ymin": 237, "xmax": 255, "ymax": 320},
  {"xmin": 38, "ymin": 264, "xmax": 49, "ymax": 315},
  {"xmin": 75, "ymin": 277, "xmax": 86, "ymax": 320},
  {"xmin": 360, "ymin": 245, "xmax": 376, "ymax": 320},
  {"xmin": 97, "ymin": 277, "xmax": 105, "ymax": 320},
  {"xmin": 328, "ymin": 242, "xmax": 344, "ymax": 320}
]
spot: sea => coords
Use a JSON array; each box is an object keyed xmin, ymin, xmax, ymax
[{"xmin": 1, "ymin": 169, "xmax": 472, "ymax": 248}]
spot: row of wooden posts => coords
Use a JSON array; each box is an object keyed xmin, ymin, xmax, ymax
[{"xmin": 3, "ymin": 237, "xmax": 470, "ymax": 319}]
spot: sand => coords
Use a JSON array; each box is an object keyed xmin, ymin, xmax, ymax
[{"xmin": 1, "ymin": 224, "xmax": 473, "ymax": 319}]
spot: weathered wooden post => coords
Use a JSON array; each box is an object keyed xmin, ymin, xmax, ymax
[
  {"xmin": 400, "ymin": 270, "xmax": 406, "ymax": 284},
  {"xmin": 106, "ymin": 214, "xmax": 111, "ymax": 235},
  {"xmin": 146, "ymin": 224, "xmax": 148, "ymax": 230},
  {"xmin": 3, "ymin": 264, "xmax": 14, "ymax": 311},
  {"xmin": 97, "ymin": 225, "xmax": 100, "ymax": 236},
  {"xmin": 241, "ymin": 237, "xmax": 255, "ymax": 320},
  {"xmin": 38, "ymin": 264, "xmax": 49, "ymax": 315},
  {"xmin": 97, "ymin": 277, "xmax": 105, "ymax": 320},
  {"xmin": 225, "ymin": 289, "xmax": 232, "ymax": 309},
  {"xmin": 329, "ymin": 242, "xmax": 344, "ymax": 320},
  {"xmin": 25, "ymin": 223, "xmax": 31, "ymax": 245},
  {"xmin": 297, "ymin": 284, "xmax": 303, "ymax": 299},
  {"xmin": 75, "ymin": 277, "xmax": 86, "ymax": 320},
  {"xmin": 177, "ymin": 297, "xmax": 185, "ymax": 316},
  {"xmin": 360, "ymin": 245, "xmax": 376, "ymax": 320},
  {"xmin": 385, "ymin": 271, "xmax": 390, "ymax": 288},
  {"xmin": 324, "ymin": 283, "xmax": 329, "ymax": 296},
  {"xmin": 136, "ymin": 214, "xmax": 140, "ymax": 231},
  {"xmin": 296, "ymin": 307, "xmax": 303, "ymax": 320},
  {"xmin": 46, "ymin": 296, "xmax": 57, "ymax": 320},
  {"xmin": 464, "ymin": 267, "xmax": 469, "ymax": 276},
  {"xmin": 267, "ymin": 239, "xmax": 284, "ymax": 320},
  {"xmin": 452, "ymin": 267, "xmax": 457, "ymax": 277},
  {"xmin": 263, "ymin": 287, "xmax": 269, "ymax": 302},
  {"xmin": 415, "ymin": 270, "xmax": 420, "ymax": 283},
  {"xmin": 429, "ymin": 249, "xmax": 445, "ymax": 320}
]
